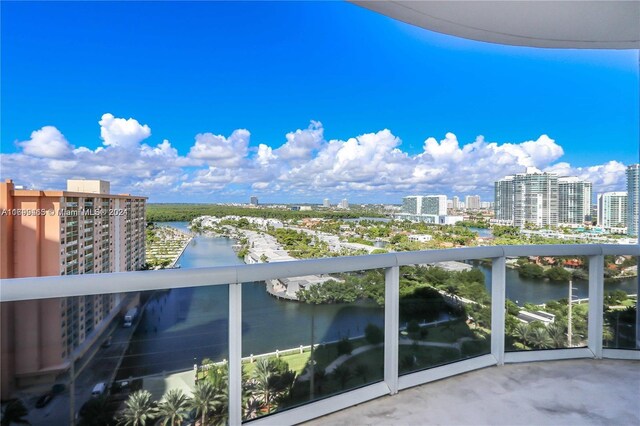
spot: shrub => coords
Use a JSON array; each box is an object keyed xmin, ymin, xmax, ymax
[{"xmin": 364, "ymin": 324, "xmax": 384, "ymax": 345}]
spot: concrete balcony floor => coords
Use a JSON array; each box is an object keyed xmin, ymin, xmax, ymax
[{"xmin": 304, "ymin": 359, "xmax": 640, "ymax": 426}]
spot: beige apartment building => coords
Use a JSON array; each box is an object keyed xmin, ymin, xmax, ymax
[{"xmin": 0, "ymin": 179, "xmax": 146, "ymax": 396}]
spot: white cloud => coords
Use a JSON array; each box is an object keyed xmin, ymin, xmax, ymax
[
  {"xmin": 274, "ymin": 120, "xmax": 324, "ymax": 160},
  {"xmin": 99, "ymin": 113, "xmax": 151, "ymax": 148},
  {"xmin": 545, "ymin": 160, "xmax": 627, "ymax": 193},
  {"xmin": 17, "ymin": 126, "xmax": 74, "ymax": 159},
  {"xmin": 0, "ymin": 114, "xmax": 631, "ymax": 201},
  {"xmin": 188, "ymin": 129, "xmax": 250, "ymax": 167}
]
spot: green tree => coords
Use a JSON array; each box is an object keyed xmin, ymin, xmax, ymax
[
  {"xmin": 528, "ymin": 327, "xmax": 553, "ymax": 349},
  {"xmin": 117, "ymin": 390, "xmax": 158, "ymax": 426},
  {"xmin": 1, "ymin": 399, "xmax": 30, "ymax": 426},
  {"xmin": 332, "ymin": 364, "xmax": 352, "ymax": 390},
  {"xmin": 336, "ymin": 338, "xmax": 353, "ymax": 356},
  {"xmin": 544, "ymin": 266, "xmax": 572, "ymax": 282},
  {"xmin": 189, "ymin": 381, "xmax": 218, "ymax": 426},
  {"xmin": 364, "ymin": 324, "xmax": 384, "ymax": 345},
  {"xmin": 157, "ymin": 389, "xmax": 190, "ymax": 426},
  {"xmin": 518, "ymin": 263, "xmax": 544, "ymax": 279},
  {"xmin": 77, "ymin": 395, "xmax": 111, "ymax": 426},
  {"xmin": 251, "ymin": 358, "xmax": 277, "ymax": 414},
  {"xmin": 513, "ymin": 323, "xmax": 532, "ymax": 346},
  {"xmin": 546, "ymin": 323, "xmax": 567, "ymax": 348}
]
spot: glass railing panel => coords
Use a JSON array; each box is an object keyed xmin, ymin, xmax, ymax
[
  {"xmin": 505, "ymin": 256, "xmax": 589, "ymax": 351},
  {"xmin": 1, "ymin": 285, "xmax": 229, "ymax": 425},
  {"xmin": 398, "ymin": 261, "xmax": 491, "ymax": 375},
  {"xmin": 241, "ymin": 269, "xmax": 385, "ymax": 420},
  {"xmin": 603, "ymin": 254, "xmax": 638, "ymax": 350}
]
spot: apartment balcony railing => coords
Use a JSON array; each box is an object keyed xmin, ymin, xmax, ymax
[{"xmin": 2, "ymin": 244, "xmax": 638, "ymax": 425}]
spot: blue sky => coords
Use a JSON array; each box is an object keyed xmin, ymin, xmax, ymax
[{"xmin": 1, "ymin": 1, "xmax": 638, "ymax": 203}]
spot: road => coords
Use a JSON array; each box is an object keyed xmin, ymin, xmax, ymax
[{"xmin": 25, "ymin": 312, "xmax": 140, "ymax": 425}]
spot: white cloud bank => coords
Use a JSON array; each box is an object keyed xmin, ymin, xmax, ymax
[{"xmin": 1, "ymin": 113, "xmax": 631, "ymax": 201}]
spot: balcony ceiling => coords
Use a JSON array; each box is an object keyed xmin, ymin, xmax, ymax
[{"xmin": 351, "ymin": 1, "xmax": 640, "ymax": 49}]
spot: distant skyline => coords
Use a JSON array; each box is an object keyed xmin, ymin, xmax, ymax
[{"xmin": 1, "ymin": 2, "xmax": 638, "ymax": 203}]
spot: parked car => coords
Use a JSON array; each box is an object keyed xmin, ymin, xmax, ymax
[
  {"xmin": 35, "ymin": 392, "xmax": 54, "ymax": 408},
  {"xmin": 51, "ymin": 383, "xmax": 66, "ymax": 394},
  {"xmin": 91, "ymin": 382, "xmax": 107, "ymax": 397},
  {"xmin": 101, "ymin": 335, "xmax": 112, "ymax": 348}
]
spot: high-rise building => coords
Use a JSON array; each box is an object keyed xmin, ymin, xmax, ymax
[
  {"xmin": 0, "ymin": 179, "xmax": 146, "ymax": 394},
  {"xmin": 558, "ymin": 177, "xmax": 592, "ymax": 225},
  {"xmin": 339, "ymin": 199, "xmax": 349, "ymax": 209},
  {"xmin": 250, "ymin": 196, "xmax": 259, "ymax": 206},
  {"xmin": 597, "ymin": 192, "xmax": 627, "ymax": 229},
  {"xmin": 465, "ymin": 195, "xmax": 481, "ymax": 210},
  {"xmin": 627, "ymin": 164, "xmax": 639, "ymax": 237},
  {"xmin": 402, "ymin": 196, "xmax": 420, "ymax": 214},
  {"xmin": 452, "ymin": 196, "xmax": 460, "ymax": 210},
  {"xmin": 422, "ymin": 195, "xmax": 447, "ymax": 216},
  {"xmin": 495, "ymin": 168, "xmax": 561, "ymax": 227},
  {"xmin": 403, "ymin": 195, "xmax": 447, "ymax": 216},
  {"xmin": 323, "ymin": 198, "xmax": 330, "ymax": 208},
  {"xmin": 494, "ymin": 176, "xmax": 515, "ymax": 224}
]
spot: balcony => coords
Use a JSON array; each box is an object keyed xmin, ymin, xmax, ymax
[{"xmin": 1, "ymin": 244, "xmax": 638, "ymax": 425}]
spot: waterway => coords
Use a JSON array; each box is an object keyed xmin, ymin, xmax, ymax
[
  {"xmin": 469, "ymin": 226, "xmax": 493, "ymax": 238},
  {"xmin": 474, "ymin": 262, "xmax": 637, "ymax": 306},
  {"xmin": 117, "ymin": 222, "xmax": 636, "ymax": 379},
  {"xmin": 117, "ymin": 226, "xmax": 383, "ymax": 379}
]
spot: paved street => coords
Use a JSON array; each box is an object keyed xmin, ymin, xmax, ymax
[{"xmin": 22, "ymin": 312, "xmax": 139, "ymax": 425}]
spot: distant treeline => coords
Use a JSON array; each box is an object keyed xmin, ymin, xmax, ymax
[{"xmin": 146, "ymin": 203, "xmax": 383, "ymax": 222}]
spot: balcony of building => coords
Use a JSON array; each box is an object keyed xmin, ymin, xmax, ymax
[{"xmin": 2, "ymin": 244, "xmax": 638, "ymax": 425}]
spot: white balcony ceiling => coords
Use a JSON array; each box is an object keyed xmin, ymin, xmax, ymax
[{"xmin": 351, "ymin": 1, "xmax": 640, "ymax": 49}]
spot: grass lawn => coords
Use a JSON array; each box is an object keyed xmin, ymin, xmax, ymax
[
  {"xmin": 419, "ymin": 320, "xmax": 473, "ymax": 343},
  {"xmin": 242, "ymin": 350, "xmax": 311, "ymax": 376}
]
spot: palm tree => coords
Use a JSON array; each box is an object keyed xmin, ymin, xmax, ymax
[
  {"xmin": 529, "ymin": 327, "xmax": 553, "ymax": 349},
  {"xmin": 1, "ymin": 399, "xmax": 30, "ymax": 426},
  {"xmin": 252, "ymin": 358, "xmax": 276, "ymax": 413},
  {"xmin": 157, "ymin": 389, "xmax": 190, "ymax": 426},
  {"xmin": 513, "ymin": 323, "xmax": 532, "ymax": 347},
  {"xmin": 189, "ymin": 381, "xmax": 218, "ymax": 426},
  {"xmin": 242, "ymin": 396, "xmax": 263, "ymax": 421},
  {"xmin": 546, "ymin": 323, "xmax": 567, "ymax": 348},
  {"xmin": 332, "ymin": 364, "xmax": 352, "ymax": 390},
  {"xmin": 117, "ymin": 390, "xmax": 157, "ymax": 426}
]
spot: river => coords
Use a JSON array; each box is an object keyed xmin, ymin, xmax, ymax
[
  {"xmin": 117, "ymin": 225, "xmax": 383, "ymax": 379},
  {"xmin": 117, "ymin": 222, "xmax": 636, "ymax": 378}
]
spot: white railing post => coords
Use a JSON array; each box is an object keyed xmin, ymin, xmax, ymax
[
  {"xmin": 228, "ymin": 283, "xmax": 242, "ymax": 425},
  {"xmin": 384, "ymin": 266, "xmax": 399, "ymax": 395},
  {"xmin": 491, "ymin": 256, "xmax": 506, "ymax": 365},
  {"xmin": 588, "ymin": 254, "xmax": 604, "ymax": 359}
]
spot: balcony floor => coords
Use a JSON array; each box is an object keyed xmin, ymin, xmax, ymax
[{"xmin": 304, "ymin": 359, "xmax": 640, "ymax": 426}]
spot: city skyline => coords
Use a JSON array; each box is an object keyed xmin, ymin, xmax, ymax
[{"xmin": 2, "ymin": 2, "xmax": 638, "ymax": 203}]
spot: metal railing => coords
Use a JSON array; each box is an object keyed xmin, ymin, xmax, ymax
[{"xmin": 1, "ymin": 244, "xmax": 639, "ymax": 425}]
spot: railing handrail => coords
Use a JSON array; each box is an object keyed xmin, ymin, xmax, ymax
[{"xmin": 1, "ymin": 244, "xmax": 638, "ymax": 302}]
